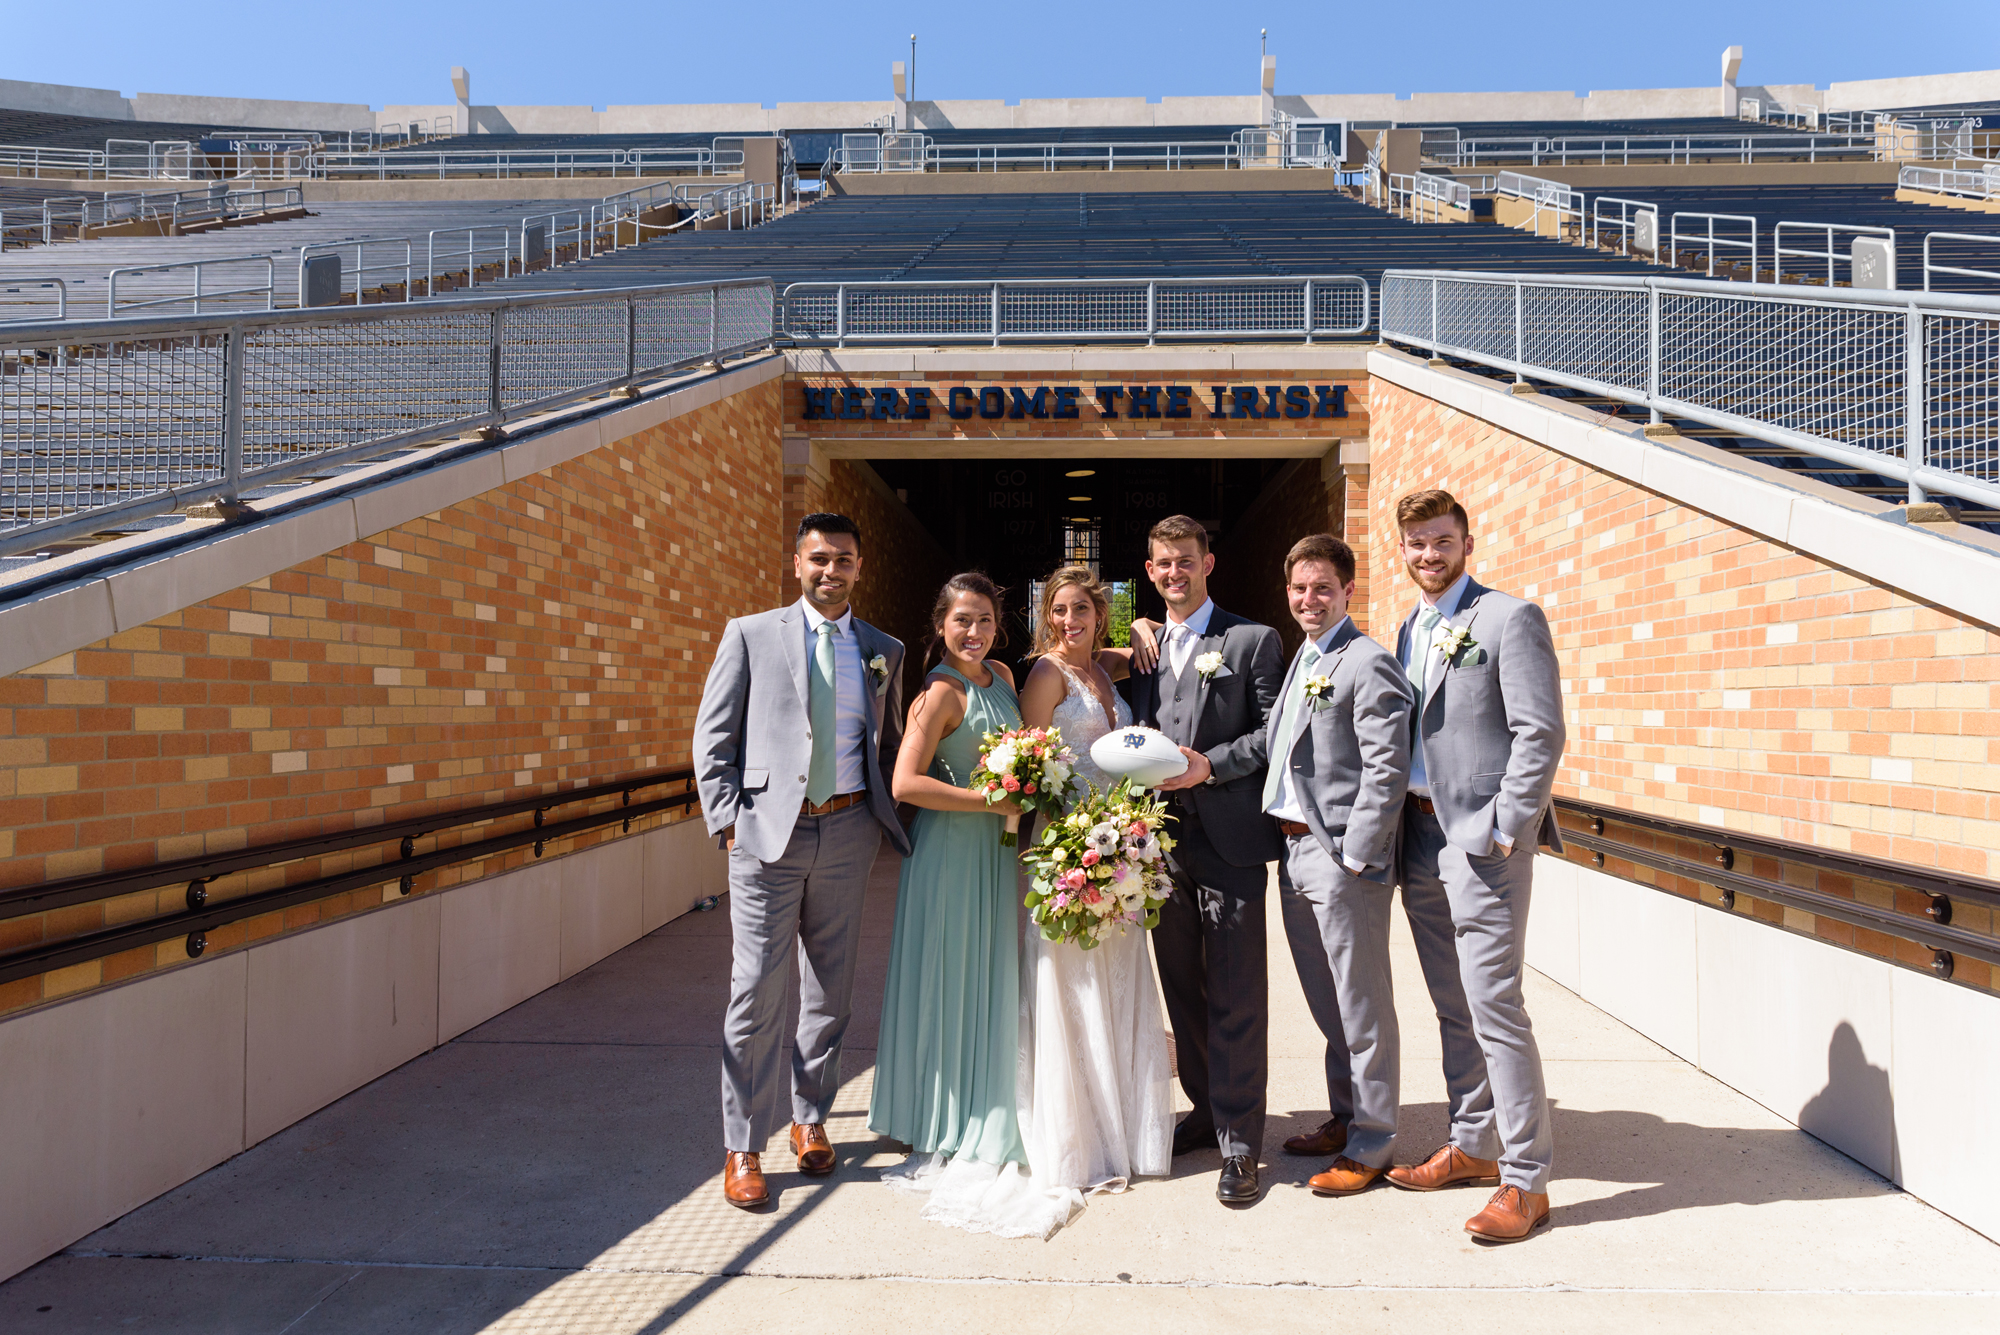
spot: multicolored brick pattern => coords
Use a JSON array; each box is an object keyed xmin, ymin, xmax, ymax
[{"xmin": 0, "ymin": 380, "xmax": 786, "ymax": 1016}]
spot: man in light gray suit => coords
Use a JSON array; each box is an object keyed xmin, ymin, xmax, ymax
[
  {"xmin": 1259, "ymin": 534, "xmax": 1414, "ymax": 1199},
  {"xmin": 694, "ymin": 512, "xmax": 911, "ymax": 1211},
  {"xmin": 1384, "ymin": 488, "xmax": 1565, "ymax": 1244}
]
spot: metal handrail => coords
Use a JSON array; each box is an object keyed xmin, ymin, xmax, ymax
[
  {"xmin": 1591, "ymin": 196, "xmax": 1660, "ymax": 258},
  {"xmin": 1388, "ymin": 173, "xmax": 1470, "ymax": 223},
  {"xmin": 296, "ymin": 237, "xmax": 415, "ymax": 306},
  {"xmin": 426, "ymin": 225, "xmax": 514, "ymax": 294},
  {"xmin": 1899, "ymin": 162, "xmax": 1999, "ymax": 202},
  {"xmin": 0, "ymin": 767, "xmax": 700, "ymax": 986},
  {"xmin": 1556, "ymin": 796, "xmax": 2000, "ymax": 979},
  {"xmin": 1445, "ymin": 130, "xmax": 1910, "ymax": 169},
  {"xmin": 105, "ymin": 254, "xmax": 277, "ymax": 316},
  {"xmin": 0, "ymin": 277, "xmax": 778, "ymax": 556},
  {"xmin": 1669, "ymin": 211, "xmax": 1758, "ymax": 278},
  {"xmin": 0, "ymin": 276, "xmax": 66, "ymax": 322},
  {"xmin": 1772, "ymin": 220, "xmax": 1897, "ymax": 287},
  {"xmin": 1378, "ymin": 267, "xmax": 2000, "ymax": 512},
  {"xmin": 1496, "ymin": 171, "xmax": 1582, "ymax": 235},
  {"xmin": 1922, "ymin": 231, "xmax": 2000, "ymax": 292},
  {"xmin": 834, "ymin": 136, "xmax": 1250, "ymax": 173},
  {"xmin": 781, "ymin": 275, "xmax": 1371, "ymax": 347},
  {"xmin": 317, "ymin": 146, "xmax": 723, "ymax": 181}
]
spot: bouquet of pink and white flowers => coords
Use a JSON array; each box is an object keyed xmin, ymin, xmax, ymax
[
  {"xmin": 1018, "ymin": 780, "xmax": 1176, "ymax": 949},
  {"xmin": 970, "ymin": 726, "xmax": 1078, "ymax": 847}
]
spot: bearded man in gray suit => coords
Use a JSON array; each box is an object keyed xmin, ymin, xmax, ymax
[
  {"xmin": 1128, "ymin": 514, "xmax": 1285, "ymax": 1206},
  {"xmin": 694, "ymin": 512, "xmax": 911, "ymax": 1211},
  {"xmin": 1258, "ymin": 534, "xmax": 1414, "ymax": 1200},
  {"xmin": 1384, "ymin": 488, "xmax": 1566, "ymax": 1244}
]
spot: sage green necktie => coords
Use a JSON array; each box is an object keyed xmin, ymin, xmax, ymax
[
  {"xmin": 1261, "ymin": 643, "xmax": 1321, "ymax": 813},
  {"xmin": 1407, "ymin": 607, "xmax": 1442, "ymax": 718},
  {"xmin": 806, "ymin": 620, "xmax": 838, "ymax": 805}
]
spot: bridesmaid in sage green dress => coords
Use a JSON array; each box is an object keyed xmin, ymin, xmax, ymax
[{"xmin": 869, "ymin": 573, "xmax": 1028, "ymax": 1176}]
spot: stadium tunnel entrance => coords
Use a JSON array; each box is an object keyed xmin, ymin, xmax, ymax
[{"xmin": 781, "ymin": 349, "xmax": 1371, "ymax": 672}]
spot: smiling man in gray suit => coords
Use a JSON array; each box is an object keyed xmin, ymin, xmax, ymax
[
  {"xmin": 1385, "ymin": 488, "xmax": 1565, "ymax": 1244},
  {"xmin": 1260, "ymin": 534, "xmax": 1414, "ymax": 1200},
  {"xmin": 694, "ymin": 512, "xmax": 910, "ymax": 1211}
]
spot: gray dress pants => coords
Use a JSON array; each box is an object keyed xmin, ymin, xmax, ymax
[
  {"xmin": 1400, "ymin": 805, "xmax": 1553, "ymax": 1192},
  {"xmin": 1279, "ymin": 832, "xmax": 1400, "ymax": 1168},
  {"xmin": 720, "ymin": 803, "xmax": 883, "ymax": 1152}
]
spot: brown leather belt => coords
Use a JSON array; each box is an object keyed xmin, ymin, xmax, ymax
[
  {"xmin": 1407, "ymin": 794, "xmax": 1437, "ymax": 816},
  {"xmin": 1277, "ymin": 819, "xmax": 1313, "ymax": 838},
  {"xmin": 802, "ymin": 792, "xmax": 866, "ymax": 816}
]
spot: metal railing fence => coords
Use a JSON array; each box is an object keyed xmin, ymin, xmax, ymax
[
  {"xmin": 296, "ymin": 238, "xmax": 415, "ymax": 306},
  {"xmin": 1496, "ymin": 171, "xmax": 1583, "ymax": 236},
  {"xmin": 1387, "ymin": 173, "xmax": 1471, "ymax": 223},
  {"xmin": 1379, "ymin": 268, "xmax": 2000, "ymax": 512},
  {"xmin": 0, "ymin": 277, "xmax": 67, "ymax": 323},
  {"xmin": 1772, "ymin": 221, "xmax": 1897, "ymax": 288},
  {"xmin": 106, "ymin": 254, "xmax": 276, "ymax": 316},
  {"xmin": 829, "ymin": 136, "xmax": 1254, "ymax": 173},
  {"xmin": 1923, "ymin": 233, "xmax": 2000, "ymax": 293},
  {"xmin": 1900, "ymin": 162, "xmax": 2000, "ymax": 202},
  {"xmin": 1441, "ymin": 130, "xmax": 1912, "ymax": 168},
  {"xmin": 315, "ymin": 145, "xmax": 735, "ymax": 181},
  {"xmin": 1669, "ymin": 212, "xmax": 1758, "ymax": 278},
  {"xmin": 0, "ymin": 278, "xmax": 777, "ymax": 556},
  {"xmin": 425, "ymin": 227, "xmax": 515, "ymax": 294},
  {"xmin": 780, "ymin": 276, "xmax": 1370, "ymax": 347},
  {"xmin": 1591, "ymin": 196, "xmax": 1660, "ymax": 258}
]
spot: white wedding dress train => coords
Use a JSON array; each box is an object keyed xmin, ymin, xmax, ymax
[{"xmin": 883, "ymin": 656, "xmax": 1175, "ymax": 1239}]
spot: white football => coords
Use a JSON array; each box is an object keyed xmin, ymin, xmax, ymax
[{"xmin": 1089, "ymin": 726, "xmax": 1189, "ymax": 789}]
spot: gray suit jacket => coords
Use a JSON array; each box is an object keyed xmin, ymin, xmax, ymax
[
  {"xmin": 693, "ymin": 599, "xmax": 911, "ymax": 865},
  {"xmin": 1267, "ymin": 619, "xmax": 1414, "ymax": 881},
  {"xmin": 1394, "ymin": 579, "xmax": 1565, "ymax": 856},
  {"xmin": 1130, "ymin": 606, "xmax": 1286, "ymax": 868}
]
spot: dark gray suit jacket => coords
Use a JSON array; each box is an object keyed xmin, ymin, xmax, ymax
[
  {"xmin": 1130, "ymin": 606, "xmax": 1285, "ymax": 868},
  {"xmin": 693, "ymin": 600, "xmax": 911, "ymax": 864},
  {"xmin": 1267, "ymin": 619, "xmax": 1414, "ymax": 880},
  {"xmin": 1393, "ymin": 579, "xmax": 1565, "ymax": 856}
]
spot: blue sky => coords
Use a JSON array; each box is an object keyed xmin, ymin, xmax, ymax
[{"xmin": 6, "ymin": 2, "xmax": 1998, "ymax": 110}]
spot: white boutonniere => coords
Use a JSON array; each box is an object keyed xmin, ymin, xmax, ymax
[
  {"xmin": 1302, "ymin": 672, "xmax": 1334, "ymax": 711},
  {"xmin": 868, "ymin": 654, "xmax": 891, "ymax": 692},
  {"xmin": 1434, "ymin": 625, "xmax": 1476, "ymax": 663},
  {"xmin": 1194, "ymin": 650, "xmax": 1226, "ymax": 681}
]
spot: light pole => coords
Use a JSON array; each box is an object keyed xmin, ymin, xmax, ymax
[{"xmin": 910, "ymin": 34, "xmax": 917, "ymax": 110}]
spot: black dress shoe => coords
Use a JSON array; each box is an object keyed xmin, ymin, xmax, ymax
[
  {"xmin": 1172, "ymin": 1117, "xmax": 1217, "ymax": 1157},
  {"xmin": 1217, "ymin": 1155, "xmax": 1260, "ymax": 1204}
]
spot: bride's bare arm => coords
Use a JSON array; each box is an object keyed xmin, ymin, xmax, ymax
[{"xmin": 1019, "ymin": 656, "xmax": 1066, "ymax": 730}]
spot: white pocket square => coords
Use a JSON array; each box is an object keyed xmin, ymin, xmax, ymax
[{"xmin": 1210, "ymin": 665, "xmax": 1234, "ymax": 680}]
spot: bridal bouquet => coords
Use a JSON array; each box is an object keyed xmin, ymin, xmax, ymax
[
  {"xmin": 971, "ymin": 726, "xmax": 1078, "ymax": 847},
  {"xmin": 1018, "ymin": 780, "xmax": 1176, "ymax": 949}
]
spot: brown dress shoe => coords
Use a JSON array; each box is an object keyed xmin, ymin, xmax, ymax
[
  {"xmin": 1282, "ymin": 1117, "xmax": 1349, "ymax": 1157},
  {"xmin": 1308, "ymin": 1155, "xmax": 1385, "ymax": 1196},
  {"xmin": 723, "ymin": 1151, "xmax": 768, "ymax": 1209},
  {"xmin": 790, "ymin": 1122, "xmax": 836, "ymax": 1176},
  {"xmin": 1465, "ymin": 1185, "xmax": 1551, "ymax": 1242},
  {"xmin": 1384, "ymin": 1143, "xmax": 1501, "ymax": 1192}
]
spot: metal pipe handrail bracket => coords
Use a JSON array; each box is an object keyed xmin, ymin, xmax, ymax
[
  {"xmin": 106, "ymin": 254, "xmax": 277, "ymax": 317},
  {"xmin": 1378, "ymin": 268, "xmax": 2000, "ymax": 512},
  {"xmin": 780, "ymin": 276, "xmax": 1370, "ymax": 347},
  {"xmin": 0, "ymin": 278, "xmax": 777, "ymax": 558},
  {"xmin": 1772, "ymin": 220, "xmax": 1897, "ymax": 287},
  {"xmin": 1669, "ymin": 212, "xmax": 1758, "ymax": 278},
  {"xmin": 1591, "ymin": 196, "xmax": 1660, "ymax": 257},
  {"xmin": 1923, "ymin": 232, "xmax": 2000, "ymax": 293},
  {"xmin": 0, "ymin": 277, "xmax": 67, "ymax": 323}
]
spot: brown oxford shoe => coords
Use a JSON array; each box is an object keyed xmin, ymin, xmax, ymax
[
  {"xmin": 1385, "ymin": 1143, "xmax": 1501, "ymax": 1192},
  {"xmin": 1465, "ymin": 1185, "xmax": 1551, "ymax": 1243},
  {"xmin": 1308, "ymin": 1155, "xmax": 1385, "ymax": 1197},
  {"xmin": 1282, "ymin": 1117, "xmax": 1349, "ymax": 1157},
  {"xmin": 790, "ymin": 1122, "xmax": 836, "ymax": 1176},
  {"xmin": 723, "ymin": 1151, "xmax": 769, "ymax": 1209}
]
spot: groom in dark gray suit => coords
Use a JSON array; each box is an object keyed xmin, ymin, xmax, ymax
[
  {"xmin": 694, "ymin": 512, "xmax": 911, "ymax": 1211},
  {"xmin": 1129, "ymin": 515, "xmax": 1284, "ymax": 1206}
]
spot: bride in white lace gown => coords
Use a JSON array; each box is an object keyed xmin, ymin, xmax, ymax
[{"xmin": 883, "ymin": 565, "xmax": 1175, "ymax": 1239}]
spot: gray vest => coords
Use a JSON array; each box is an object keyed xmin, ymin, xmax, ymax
[{"xmin": 1155, "ymin": 654, "xmax": 1199, "ymax": 747}]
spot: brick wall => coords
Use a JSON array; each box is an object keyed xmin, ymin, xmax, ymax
[
  {"xmin": 0, "ymin": 380, "xmax": 786, "ymax": 1017},
  {"xmin": 1365, "ymin": 374, "xmax": 2000, "ymax": 992}
]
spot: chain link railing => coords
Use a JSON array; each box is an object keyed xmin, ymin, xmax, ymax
[
  {"xmin": 780, "ymin": 276, "xmax": 1370, "ymax": 346},
  {"xmin": 0, "ymin": 279, "xmax": 776, "ymax": 556},
  {"xmin": 1380, "ymin": 268, "xmax": 2000, "ymax": 512}
]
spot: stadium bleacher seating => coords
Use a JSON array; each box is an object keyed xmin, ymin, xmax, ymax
[
  {"xmin": 0, "ymin": 107, "xmax": 330, "ymax": 149},
  {"xmin": 495, "ymin": 189, "xmax": 1662, "ymax": 297}
]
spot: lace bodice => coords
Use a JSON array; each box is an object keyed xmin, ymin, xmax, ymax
[{"xmin": 1047, "ymin": 656, "xmax": 1131, "ymax": 799}]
